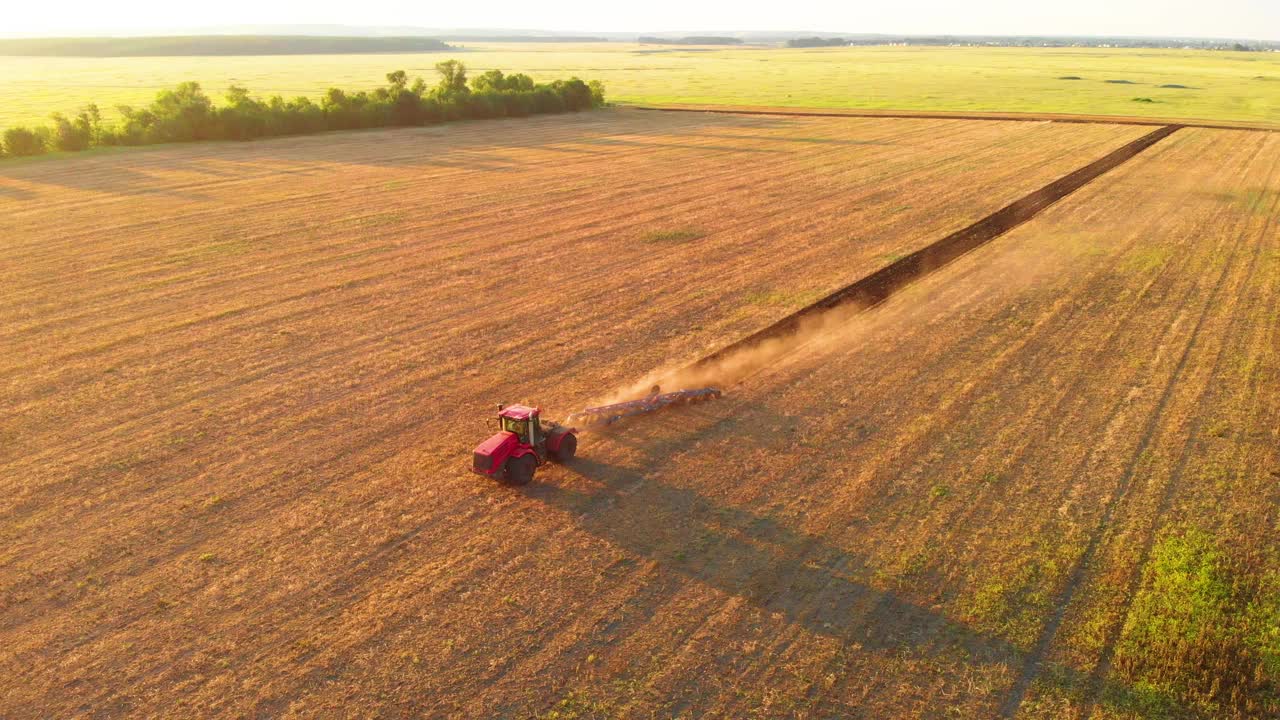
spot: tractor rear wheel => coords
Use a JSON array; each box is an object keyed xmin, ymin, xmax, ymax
[
  {"xmin": 502, "ymin": 454, "xmax": 536, "ymax": 486},
  {"xmin": 551, "ymin": 433, "xmax": 577, "ymax": 463}
]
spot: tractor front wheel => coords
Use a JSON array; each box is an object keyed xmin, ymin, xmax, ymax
[
  {"xmin": 551, "ymin": 433, "xmax": 577, "ymax": 463},
  {"xmin": 502, "ymin": 454, "xmax": 536, "ymax": 486}
]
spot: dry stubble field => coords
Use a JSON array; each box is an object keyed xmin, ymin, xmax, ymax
[{"xmin": 1, "ymin": 109, "xmax": 1277, "ymax": 718}]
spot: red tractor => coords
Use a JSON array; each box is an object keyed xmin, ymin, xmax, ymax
[{"xmin": 471, "ymin": 404, "xmax": 577, "ymax": 486}]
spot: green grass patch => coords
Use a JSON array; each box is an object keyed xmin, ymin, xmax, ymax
[
  {"xmin": 3, "ymin": 45, "xmax": 1279, "ymax": 131},
  {"xmin": 641, "ymin": 227, "xmax": 704, "ymax": 244},
  {"xmin": 1218, "ymin": 188, "xmax": 1280, "ymax": 216},
  {"xmin": 1111, "ymin": 527, "xmax": 1280, "ymax": 716},
  {"xmin": 1240, "ymin": 189, "xmax": 1280, "ymax": 215},
  {"xmin": 1123, "ymin": 246, "xmax": 1172, "ymax": 274},
  {"xmin": 537, "ymin": 689, "xmax": 615, "ymax": 719},
  {"xmin": 743, "ymin": 288, "xmax": 821, "ymax": 307},
  {"xmin": 965, "ymin": 552, "xmax": 1063, "ymax": 649}
]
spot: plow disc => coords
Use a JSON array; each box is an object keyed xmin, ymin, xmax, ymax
[{"xmin": 565, "ymin": 387, "xmax": 722, "ymax": 428}]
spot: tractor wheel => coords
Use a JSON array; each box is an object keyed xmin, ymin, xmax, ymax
[
  {"xmin": 502, "ymin": 454, "xmax": 536, "ymax": 486},
  {"xmin": 551, "ymin": 433, "xmax": 577, "ymax": 463}
]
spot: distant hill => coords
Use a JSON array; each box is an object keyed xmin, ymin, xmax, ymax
[
  {"xmin": 440, "ymin": 36, "xmax": 608, "ymax": 43},
  {"xmin": 787, "ymin": 37, "xmax": 850, "ymax": 48},
  {"xmin": 0, "ymin": 36, "xmax": 454, "ymax": 57},
  {"xmin": 637, "ymin": 36, "xmax": 744, "ymax": 45}
]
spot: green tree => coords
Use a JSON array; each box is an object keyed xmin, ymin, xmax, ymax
[
  {"xmin": 506, "ymin": 73, "xmax": 535, "ymax": 92},
  {"xmin": 553, "ymin": 78, "xmax": 595, "ymax": 111},
  {"xmin": 472, "ymin": 69, "xmax": 506, "ymax": 92},
  {"xmin": 220, "ymin": 85, "xmax": 268, "ymax": 139},
  {"xmin": 72, "ymin": 104, "xmax": 103, "ymax": 144},
  {"xmin": 149, "ymin": 81, "xmax": 215, "ymax": 141},
  {"xmin": 434, "ymin": 60, "xmax": 469, "ymax": 98}
]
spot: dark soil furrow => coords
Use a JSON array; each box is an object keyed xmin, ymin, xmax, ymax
[{"xmin": 688, "ymin": 125, "xmax": 1182, "ymax": 373}]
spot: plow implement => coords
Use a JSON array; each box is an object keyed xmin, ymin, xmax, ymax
[
  {"xmin": 564, "ymin": 386, "xmax": 723, "ymax": 428},
  {"xmin": 471, "ymin": 386, "xmax": 722, "ymax": 486}
]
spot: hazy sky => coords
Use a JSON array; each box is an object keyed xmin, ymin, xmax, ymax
[{"xmin": 5, "ymin": 0, "xmax": 1279, "ymax": 41}]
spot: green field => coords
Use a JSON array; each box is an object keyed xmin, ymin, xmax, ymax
[{"xmin": 1, "ymin": 42, "xmax": 1278, "ymax": 130}]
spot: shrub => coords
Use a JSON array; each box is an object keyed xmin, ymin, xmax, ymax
[
  {"xmin": 148, "ymin": 81, "xmax": 216, "ymax": 141},
  {"xmin": 3, "ymin": 126, "xmax": 46, "ymax": 156},
  {"xmin": 49, "ymin": 112, "xmax": 92, "ymax": 151},
  {"xmin": 553, "ymin": 79, "xmax": 595, "ymax": 111},
  {"xmin": 532, "ymin": 87, "xmax": 567, "ymax": 114},
  {"xmin": 501, "ymin": 91, "xmax": 535, "ymax": 117}
]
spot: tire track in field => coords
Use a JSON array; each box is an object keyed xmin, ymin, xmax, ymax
[
  {"xmin": 739, "ymin": 163, "xmax": 1201, "ymax": 714},
  {"xmin": 0, "ymin": 115, "xmax": 978, "ymax": 344},
  {"xmin": 0, "ymin": 122, "xmax": 1029, "ymax": 476},
  {"xmin": 0, "ymin": 119, "xmax": 1172, "ymax": 712},
  {"xmin": 753, "ymin": 128, "xmax": 1253, "ymax": 716},
  {"xmin": 997, "ymin": 159, "xmax": 1260, "ymax": 718},
  {"xmin": 0, "ymin": 111, "xmax": 913, "ymax": 258},
  {"xmin": 680, "ymin": 125, "xmax": 1182, "ymax": 378},
  {"xmin": 876, "ymin": 129, "xmax": 1257, "ymax": 599},
  {"xmin": 0, "ymin": 115, "xmax": 977, "ymax": 340},
  {"xmin": 603, "ymin": 123, "xmax": 1183, "ymax": 713},
  {"xmin": 0, "ymin": 124, "xmax": 1111, "ymax": 589},
  {"xmin": 2, "ymin": 115, "xmax": 1080, "ymax": 322},
  {"xmin": 1075, "ymin": 144, "xmax": 1280, "ymax": 719},
  {"xmin": 916, "ymin": 131, "xmax": 1251, "ymax": 582},
  {"xmin": 0, "ymin": 119, "xmax": 1100, "ymax": 448},
  {"xmin": 2, "ymin": 119, "xmax": 1162, "ymax": 691},
  {"xmin": 0, "ymin": 120, "xmax": 1162, "ymax": 545}
]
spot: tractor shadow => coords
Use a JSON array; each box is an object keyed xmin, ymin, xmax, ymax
[
  {"xmin": 0, "ymin": 150, "xmax": 220, "ymax": 201},
  {"xmin": 0, "ymin": 182, "xmax": 36, "ymax": 200},
  {"xmin": 525, "ymin": 410, "xmax": 1202, "ymax": 716}
]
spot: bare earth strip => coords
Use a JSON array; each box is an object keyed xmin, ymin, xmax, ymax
[
  {"xmin": 1, "ymin": 111, "xmax": 1274, "ymax": 717},
  {"xmin": 638, "ymin": 104, "xmax": 1280, "ymax": 133}
]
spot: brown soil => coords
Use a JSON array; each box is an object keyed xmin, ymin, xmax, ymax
[
  {"xmin": 637, "ymin": 103, "xmax": 1280, "ymax": 133},
  {"xmin": 1, "ymin": 110, "xmax": 1275, "ymax": 718}
]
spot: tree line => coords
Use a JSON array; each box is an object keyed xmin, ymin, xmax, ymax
[{"xmin": 0, "ymin": 61, "xmax": 605, "ymax": 159}]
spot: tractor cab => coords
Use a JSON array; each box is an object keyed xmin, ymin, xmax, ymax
[
  {"xmin": 498, "ymin": 404, "xmax": 542, "ymax": 446},
  {"xmin": 472, "ymin": 403, "xmax": 577, "ymax": 486}
]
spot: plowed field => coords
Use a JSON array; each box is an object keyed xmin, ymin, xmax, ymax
[{"xmin": 1, "ymin": 110, "xmax": 1276, "ymax": 718}]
